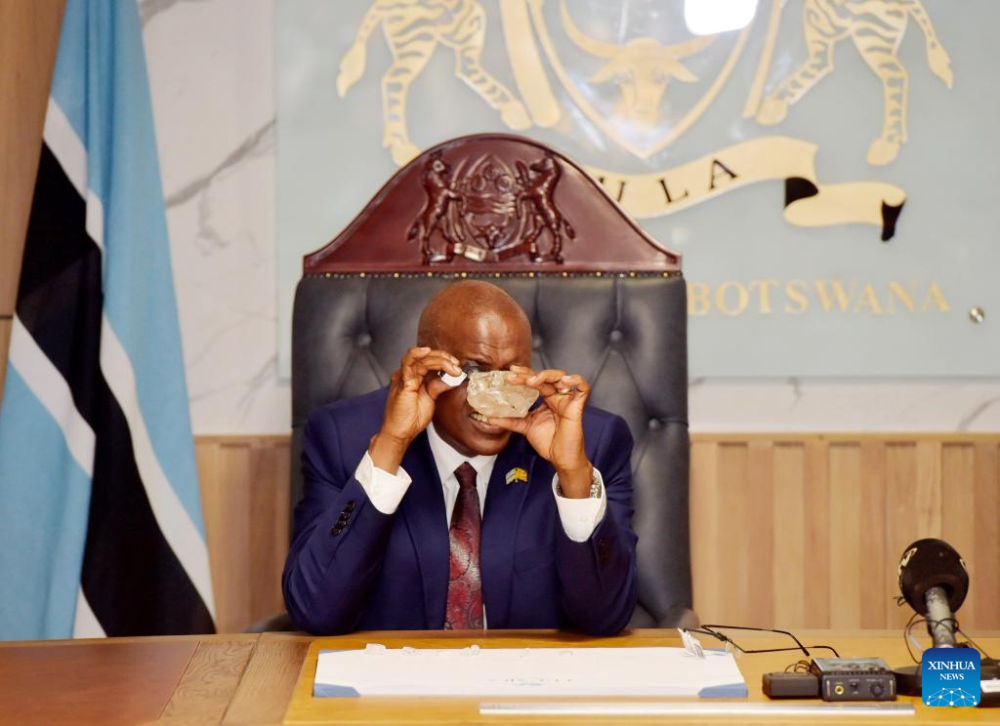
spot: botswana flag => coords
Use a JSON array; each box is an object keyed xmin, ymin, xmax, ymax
[{"xmin": 0, "ymin": 0, "xmax": 214, "ymax": 639}]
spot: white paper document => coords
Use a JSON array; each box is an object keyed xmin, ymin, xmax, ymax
[{"xmin": 313, "ymin": 645, "xmax": 747, "ymax": 698}]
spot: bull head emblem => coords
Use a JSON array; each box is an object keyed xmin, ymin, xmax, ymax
[{"xmin": 560, "ymin": 0, "xmax": 714, "ymax": 129}]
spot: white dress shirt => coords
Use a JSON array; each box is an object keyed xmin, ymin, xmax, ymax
[{"xmin": 353, "ymin": 423, "xmax": 606, "ymax": 542}]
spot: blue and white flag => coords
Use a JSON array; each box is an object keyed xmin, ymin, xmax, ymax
[{"xmin": 0, "ymin": 0, "xmax": 215, "ymax": 639}]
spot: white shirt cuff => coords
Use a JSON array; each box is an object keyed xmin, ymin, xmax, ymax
[
  {"xmin": 552, "ymin": 467, "xmax": 607, "ymax": 543},
  {"xmin": 354, "ymin": 451, "xmax": 412, "ymax": 515}
]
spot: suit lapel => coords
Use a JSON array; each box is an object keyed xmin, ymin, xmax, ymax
[
  {"xmin": 400, "ymin": 432, "xmax": 450, "ymax": 629},
  {"xmin": 481, "ymin": 434, "xmax": 533, "ymax": 628}
]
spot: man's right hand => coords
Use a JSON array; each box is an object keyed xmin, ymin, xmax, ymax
[{"xmin": 369, "ymin": 347, "xmax": 461, "ymax": 473}]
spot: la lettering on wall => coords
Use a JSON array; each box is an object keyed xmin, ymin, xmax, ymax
[{"xmin": 276, "ymin": 0, "xmax": 999, "ymax": 377}]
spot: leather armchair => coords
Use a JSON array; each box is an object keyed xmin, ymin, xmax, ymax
[{"xmin": 248, "ymin": 134, "xmax": 694, "ymax": 632}]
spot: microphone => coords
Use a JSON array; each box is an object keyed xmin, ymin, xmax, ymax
[
  {"xmin": 897, "ymin": 538, "xmax": 969, "ymax": 648},
  {"xmin": 892, "ymin": 538, "xmax": 974, "ymax": 696},
  {"xmin": 893, "ymin": 538, "xmax": 1000, "ymax": 704}
]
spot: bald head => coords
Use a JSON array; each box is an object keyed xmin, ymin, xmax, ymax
[
  {"xmin": 417, "ymin": 281, "xmax": 533, "ymax": 457},
  {"xmin": 417, "ymin": 281, "xmax": 531, "ymax": 349}
]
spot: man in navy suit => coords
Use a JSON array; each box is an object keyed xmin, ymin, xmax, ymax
[{"xmin": 283, "ymin": 281, "xmax": 637, "ymax": 634}]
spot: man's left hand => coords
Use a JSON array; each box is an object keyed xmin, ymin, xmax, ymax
[{"xmin": 485, "ymin": 365, "xmax": 594, "ymax": 498}]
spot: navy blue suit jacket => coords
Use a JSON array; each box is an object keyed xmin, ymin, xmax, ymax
[{"xmin": 283, "ymin": 388, "xmax": 638, "ymax": 635}]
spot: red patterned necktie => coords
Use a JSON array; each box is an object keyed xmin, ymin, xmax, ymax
[{"xmin": 445, "ymin": 462, "xmax": 484, "ymax": 629}]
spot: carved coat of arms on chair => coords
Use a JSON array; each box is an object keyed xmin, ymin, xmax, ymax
[{"xmin": 408, "ymin": 151, "xmax": 575, "ymax": 265}]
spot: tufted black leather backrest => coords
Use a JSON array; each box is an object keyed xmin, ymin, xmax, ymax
[{"xmin": 291, "ymin": 272, "xmax": 693, "ymax": 627}]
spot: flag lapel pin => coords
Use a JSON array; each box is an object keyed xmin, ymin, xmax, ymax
[{"xmin": 505, "ymin": 467, "xmax": 528, "ymax": 485}]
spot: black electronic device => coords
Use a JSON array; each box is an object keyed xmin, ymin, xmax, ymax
[
  {"xmin": 810, "ymin": 658, "xmax": 897, "ymax": 701},
  {"xmin": 982, "ymin": 679, "xmax": 1000, "ymax": 707},
  {"xmin": 762, "ymin": 672, "xmax": 819, "ymax": 699}
]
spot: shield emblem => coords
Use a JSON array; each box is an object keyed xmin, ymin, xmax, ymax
[
  {"xmin": 528, "ymin": 0, "xmax": 751, "ymax": 159},
  {"xmin": 449, "ymin": 154, "xmax": 522, "ymax": 253}
]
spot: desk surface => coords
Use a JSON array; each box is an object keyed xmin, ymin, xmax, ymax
[{"xmin": 0, "ymin": 630, "xmax": 996, "ymax": 725}]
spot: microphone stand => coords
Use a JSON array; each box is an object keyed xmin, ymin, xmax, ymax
[
  {"xmin": 894, "ymin": 587, "xmax": 956, "ymax": 695},
  {"xmin": 894, "ymin": 586, "xmax": 999, "ymax": 697},
  {"xmin": 924, "ymin": 587, "xmax": 956, "ymax": 648}
]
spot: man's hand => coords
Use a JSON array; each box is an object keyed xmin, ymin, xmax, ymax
[
  {"xmin": 486, "ymin": 365, "xmax": 594, "ymax": 498},
  {"xmin": 370, "ymin": 347, "xmax": 461, "ymax": 473}
]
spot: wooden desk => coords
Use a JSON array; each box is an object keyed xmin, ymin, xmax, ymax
[
  {"xmin": 0, "ymin": 632, "xmax": 305, "ymax": 725},
  {"xmin": 0, "ymin": 630, "xmax": 996, "ymax": 724}
]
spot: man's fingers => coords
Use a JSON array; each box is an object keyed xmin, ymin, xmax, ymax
[
  {"xmin": 411, "ymin": 355, "xmax": 462, "ymax": 379},
  {"xmin": 543, "ymin": 374, "xmax": 590, "ymax": 411},
  {"xmin": 506, "ymin": 375, "xmax": 557, "ymax": 398},
  {"xmin": 505, "ymin": 369, "xmax": 589, "ymax": 402},
  {"xmin": 532, "ymin": 369, "xmax": 568, "ymax": 381},
  {"xmin": 555, "ymin": 374, "xmax": 588, "ymax": 396},
  {"xmin": 505, "ymin": 369, "xmax": 532, "ymax": 385},
  {"xmin": 400, "ymin": 349, "xmax": 461, "ymax": 386},
  {"xmin": 528, "ymin": 369, "xmax": 568, "ymax": 387},
  {"xmin": 400, "ymin": 347, "xmax": 459, "ymax": 370},
  {"xmin": 399, "ymin": 347, "xmax": 428, "ymax": 387},
  {"xmin": 507, "ymin": 368, "xmax": 564, "ymax": 387},
  {"xmin": 401, "ymin": 346, "xmax": 431, "ymax": 366}
]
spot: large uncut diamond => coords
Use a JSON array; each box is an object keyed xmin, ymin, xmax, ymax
[{"xmin": 466, "ymin": 371, "xmax": 539, "ymax": 418}]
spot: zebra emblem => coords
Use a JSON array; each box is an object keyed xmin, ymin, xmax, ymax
[
  {"xmin": 748, "ymin": 0, "xmax": 953, "ymax": 166},
  {"xmin": 337, "ymin": 0, "xmax": 531, "ymax": 166}
]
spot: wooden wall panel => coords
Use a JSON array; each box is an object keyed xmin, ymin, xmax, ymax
[
  {"xmin": 828, "ymin": 444, "xmax": 862, "ymax": 629},
  {"xmin": 941, "ymin": 445, "xmax": 975, "ymax": 625},
  {"xmin": 746, "ymin": 442, "xmax": 775, "ymax": 627},
  {"xmin": 688, "ymin": 441, "xmax": 719, "ymax": 625},
  {"xmin": 972, "ymin": 444, "xmax": 1000, "ymax": 627},
  {"xmin": 771, "ymin": 443, "xmax": 806, "ymax": 628},
  {"xmin": 688, "ymin": 435, "xmax": 1000, "ymax": 635},
  {"xmin": 196, "ymin": 436, "xmax": 291, "ymax": 635},
  {"xmin": 198, "ymin": 432, "xmax": 1000, "ymax": 635},
  {"xmin": 715, "ymin": 443, "xmax": 749, "ymax": 625},
  {"xmin": 859, "ymin": 441, "xmax": 887, "ymax": 628},
  {"xmin": 802, "ymin": 439, "xmax": 831, "ymax": 628},
  {"xmin": 885, "ymin": 443, "xmax": 920, "ymax": 629}
]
